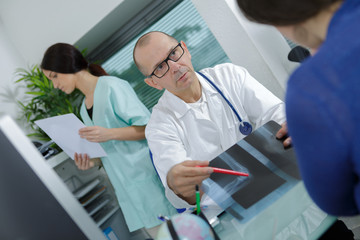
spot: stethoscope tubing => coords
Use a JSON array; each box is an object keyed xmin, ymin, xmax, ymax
[{"xmin": 197, "ymin": 71, "xmax": 252, "ymax": 135}]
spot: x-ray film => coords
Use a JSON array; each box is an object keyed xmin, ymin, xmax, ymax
[{"xmin": 202, "ymin": 121, "xmax": 300, "ymax": 222}]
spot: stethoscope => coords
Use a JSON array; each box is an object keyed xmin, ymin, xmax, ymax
[{"xmin": 197, "ymin": 71, "xmax": 253, "ymax": 135}]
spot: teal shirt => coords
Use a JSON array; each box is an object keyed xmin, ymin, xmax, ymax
[{"xmin": 80, "ymin": 76, "xmax": 177, "ymax": 231}]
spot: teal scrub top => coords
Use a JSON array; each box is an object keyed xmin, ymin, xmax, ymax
[{"xmin": 80, "ymin": 76, "xmax": 177, "ymax": 232}]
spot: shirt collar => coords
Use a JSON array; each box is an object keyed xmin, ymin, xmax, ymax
[{"xmin": 162, "ymin": 71, "xmax": 220, "ymax": 118}]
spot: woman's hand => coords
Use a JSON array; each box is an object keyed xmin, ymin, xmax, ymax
[
  {"xmin": 74, "ymin": 153, "xmax": 95, "ymax": 170},
  {"xmin": 79, "ymin": 126, "xmax": 111, "ymax": 143}
]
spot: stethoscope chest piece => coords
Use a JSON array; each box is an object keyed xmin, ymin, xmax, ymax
[{"xmin": 239, "ymin": 122, "xmax": 252, "ymax": 135}]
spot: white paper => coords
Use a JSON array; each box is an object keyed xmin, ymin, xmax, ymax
[{"xmin": 35, "ymin": 113, "xmax": 107, "ymax": 160}]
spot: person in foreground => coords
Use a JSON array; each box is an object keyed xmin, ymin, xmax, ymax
[
  {"xmin": 41, "ymin": 43, "xmax": 177, "ymax": 237},
  {"xmin": 133, "ymin": 31, "xmax": 290, "ymax": 214},
  {"xmin": 236, "ymin": 0, "xmax": 360, "ymax": 217}
]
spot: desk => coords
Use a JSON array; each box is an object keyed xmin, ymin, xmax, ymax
[{"xmin": 213, "ymin": 182, "xmax": 336, "ymax": 240}]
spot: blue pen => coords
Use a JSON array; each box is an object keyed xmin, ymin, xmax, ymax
[{"xmin": 158, "ymin": 215, "xmax": 170, "ymax": 222}]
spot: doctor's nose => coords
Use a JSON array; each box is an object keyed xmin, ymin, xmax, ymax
[{"xmin": 168, "ymin": 60, "xmax": 181, "ymax": 73}]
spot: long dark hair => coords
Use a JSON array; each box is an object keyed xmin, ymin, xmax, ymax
[
  {"xmin": 41, "ymin": 43, "xmax": 108, "ymax": 76},
  {"xmin": 236, "ymin": 0, "xmax": 342, "ymax": 26}
]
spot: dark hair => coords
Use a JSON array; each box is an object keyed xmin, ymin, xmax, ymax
[
  {"xmin": 236, "ymin": 0, "xmax": 342, "ymax": 26},
  {"xmin": 41, "ymin": 43, "xmax": 108, "ymax": 76}
]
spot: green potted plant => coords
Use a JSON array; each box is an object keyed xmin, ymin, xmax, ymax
[{"xmin": 15, "ymin": 65, "xmax": 83, "ymax": 142}]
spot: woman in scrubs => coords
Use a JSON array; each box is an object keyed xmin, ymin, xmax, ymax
[{"xmin": 41, "ymin": 43, "xmax": 177, "ymax": 237}]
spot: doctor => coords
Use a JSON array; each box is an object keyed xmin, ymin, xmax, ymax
[
  {"xmin": 133, "ymin": 31, "xmax": 290, "ymax": 210},
  {"xmin": 41, "ymin": 43, "xmax": 177, "ymax": 237}
]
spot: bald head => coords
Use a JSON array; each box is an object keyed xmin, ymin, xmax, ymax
[{"xmin": 133, "ymin": 31, "xmax": 178, "ymax": 75}]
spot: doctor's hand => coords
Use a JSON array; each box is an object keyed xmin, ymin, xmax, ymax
[
  {"xmin": 167, "ymin": 160, "xmax": 213, "ymax": 205},
  {"xmin": 79, "ymin": 126, "xmax": 111, "ymax": 143},
  {"xmin": 276, "ymin": 122, "xmax": 292, "ymax": 148}
]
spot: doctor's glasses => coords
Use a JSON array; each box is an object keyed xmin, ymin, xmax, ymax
[{"xmin": 147, "ymin": 43, "xmax": 184, "ymax": 78}]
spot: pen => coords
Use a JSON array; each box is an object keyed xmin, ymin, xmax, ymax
[
  {"xmin": 196, "ymin": 165, "xmax": 249, "ymax": 177},
  {"xmin": 195, "ymin": 185, "xmax": 201, "ymax": 215},
  {"xmin": 158, "ymin": 215, "xmax": 170, "ymax": 222}
]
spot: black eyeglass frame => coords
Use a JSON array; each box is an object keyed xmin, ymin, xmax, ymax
[{"xmin": 146, "ymin": 42, "xmax": 184, "ymax": 78}]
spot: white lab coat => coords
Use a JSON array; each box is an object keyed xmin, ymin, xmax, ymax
[{"xmin": 146, "ymin": 63, "xmax": 286, "ymax": 210}]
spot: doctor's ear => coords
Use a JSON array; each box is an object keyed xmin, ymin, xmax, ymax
[
  {"xmin": 181, "ymin": 41, "xmax": 191, "ymax": 59},
  {"xmin": 181, "ymin": 41, "xmax": 188, "ymax": 51},
  {"xmin": 144, "ymin": 77, "xmax": 163, "ymax": 90}
]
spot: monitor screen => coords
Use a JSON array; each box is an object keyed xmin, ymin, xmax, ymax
[{"xmin": 0, "ymin": 115, "xmax": 106, "ymax": 240}]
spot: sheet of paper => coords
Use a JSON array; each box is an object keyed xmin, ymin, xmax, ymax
[{"xmin": 35, "ymin": 113, "xmax": 107, "ymax": 160}]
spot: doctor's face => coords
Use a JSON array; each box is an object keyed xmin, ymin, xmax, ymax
[
  {"xmin": 42, "ymin": 70, "xmax": 77, "ymax": 94},
  {"xmin": 135, "ymin": 33, "xmax": 197, "ymax": 98}
]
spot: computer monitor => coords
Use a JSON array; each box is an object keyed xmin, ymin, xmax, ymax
[{"xmin": 0, "ymin": 115, "xmax": 106, "ymax": 240}]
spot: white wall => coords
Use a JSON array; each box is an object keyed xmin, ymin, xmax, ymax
[
  {"xmin": 0, "ymin": 19, "xmax": 27, "ymax": 126},
  {"xmin": 191, "ymin": 0, "xmax": 299, "ymax": 100},
  {"xmin": 0, "ymin": 0, "xmax": 124, "ymax": 65}
]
